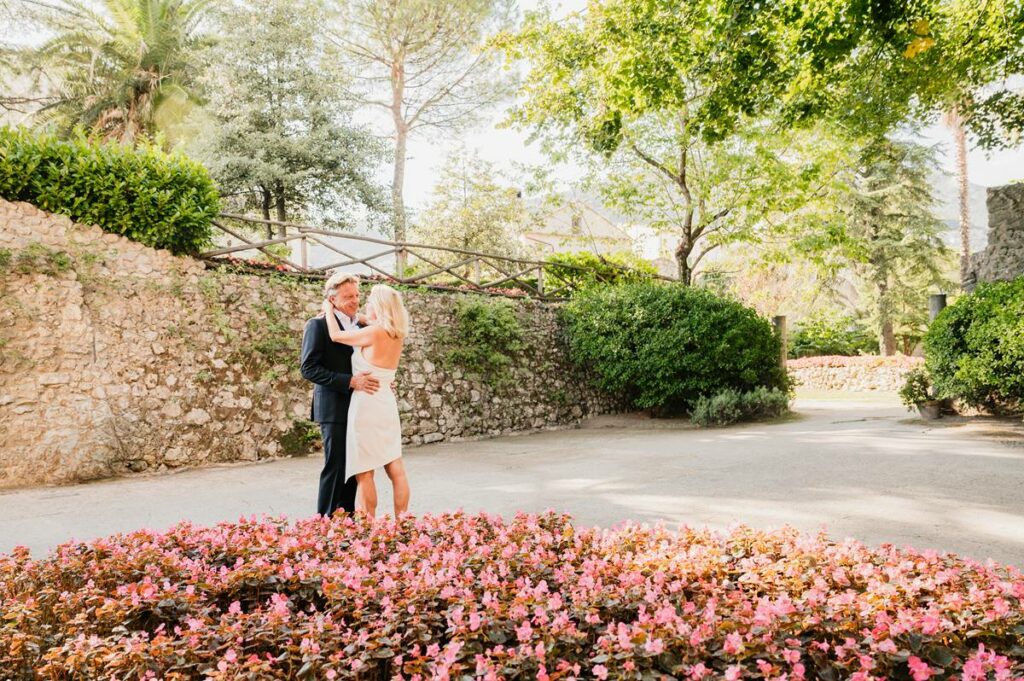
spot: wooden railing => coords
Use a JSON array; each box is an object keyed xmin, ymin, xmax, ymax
[{"xmin": 203, "ymin": 213, "xmax": 674, "ymax": 300}]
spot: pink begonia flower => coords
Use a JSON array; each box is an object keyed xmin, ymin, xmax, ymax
[
  {"xmin": 592, "ymin": 665, "xmax": 608, "ymax": 680},
  {"xmin": 644, "ymin": 637, "xmax": 665, "ymax": 655},
  {"xmin": 725, "ymin": 665, "xmax": 743, "ymax": 681},
  {"xmin": 724, "ymin": 632, "xmax": 744, "ymax": 655},
  {"xmin": 907, "ymin": 656, "xmax": 933, "ymax": 681}
]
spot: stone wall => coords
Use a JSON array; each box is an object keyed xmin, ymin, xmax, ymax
[
  {"xmin": 787, "ymin": 356, "xmax": 924, "ymax": 392},
  {"xmin": 971, "ymin": 183, "xmax": 1024, "ymax": 285},
  {"xmin": 0, "ymin": 200, "xmax": 619, "ymax": 489}
]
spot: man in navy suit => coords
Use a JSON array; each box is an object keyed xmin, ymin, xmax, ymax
[{"xmin": 300, "ymin": 272, "xmax": 379, "ymax": 516}]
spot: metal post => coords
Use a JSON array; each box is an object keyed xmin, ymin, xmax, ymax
[
  {"xmin": 928, "ymin": 294, "xmax": 947, "ymax": 322},
  {"xmin": 773, "ymin": 315, "xmax": 787, "ymax": 369}
]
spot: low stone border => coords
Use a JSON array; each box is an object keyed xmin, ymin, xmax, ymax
[{"xmin": 787, "ymin": 355, "xmax": 924, "ymax": 392}]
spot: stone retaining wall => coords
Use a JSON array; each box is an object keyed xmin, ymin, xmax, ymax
[
  {"xmin": 971, "ymin": 183, "xmax": 1024, "ymax": 285},
  {"xmin": 786, "ymin": 356, "xmax": 924, "ymax": 392},
  {"xmin": 0, "ymin": 200, "xmax": 619, "ymax": 489}
]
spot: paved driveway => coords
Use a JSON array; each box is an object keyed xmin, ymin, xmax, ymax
[{"xmin": 2, "ymin": 392, "xmax": 1023, "ymax": 566}]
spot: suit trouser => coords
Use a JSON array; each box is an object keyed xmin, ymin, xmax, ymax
[{"xmin": 317, "ymin": 421, "xmax": 358, "ymax": 516}]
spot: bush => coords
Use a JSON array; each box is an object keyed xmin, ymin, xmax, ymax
[
  {"xmin": 0, "ymin": 126, "xmax": 219, "ymax": 255},
  {"xmin": 788, "ymin": 312, "xmax": 879, "ymax": 358},
  {"xmin": 899, "ymin": 367, "xmax": 936, "ymax": 410},
  {"xmin": 690, "ymin": 386, "xmax": 791, "ymax": 426},
  {"xmin": 561, "ymin": 281, "xmax": 788, "ymax": 413},
  {"xmin": 439, "ymin": 296, "xmax": 525, "ymax": 388},
  {"xmin": 544, "ymin": 250, "xmax": 658, "ymax": 292},
  {"xmin": 924, "ymin": 277, "xmax": 1024, "ymax": 411},
  {"xmin": 2, "ymin": 512, "xmax": 1022, "ymax": 679}
]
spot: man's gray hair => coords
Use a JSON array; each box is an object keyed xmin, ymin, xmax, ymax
[{"xmin": 324, "ymin": 271, "xmax": 360, "ymax": 299}]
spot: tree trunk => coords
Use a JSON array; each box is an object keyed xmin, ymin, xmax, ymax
[
  {"xmin": 675, "ymin": 238, "xmax": 692, "ymax": 286},
  {"xmin": 876, "ymin": 277, "xmax": 896, "ymax": 356},
  {"xmin": 950, "ymin": 105, "xmax": 971, "ymax": 287},
  {"xmin": 390, "ymin": 57, "xmax": 408, "ymax": 244},
  {"xmin": 392, "ymin": 127, "xmax": 408, "ymax": 241},
  {"xmin": 261, "ymin": 187, "xmax": 273, "ymax": 239},
  {"xmin": 274, "ymin": 182, "xmax": 286, "ymax": 237}
]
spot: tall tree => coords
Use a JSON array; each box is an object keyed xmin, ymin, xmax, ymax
[
  {"xmin": 11, "ymin": 0, "xmax": 212, "ymax": 143},
  {"xmin": 411, "ymin": 150, "xmax": 525, "ymax": 265},
  {"xmin": 328, "ymin": 0, "xmax": 516, "ymax": 250},
  {"xmin": 502, "ymin": 3, "xmax": 852, "ymax": 283},
  {"xmin": 189, "ymin": 0, "xmax": 386, "ymax": 236},
  {"xmin": 831, "ymin": 139, "xmax": 953, "ymax": 355}
]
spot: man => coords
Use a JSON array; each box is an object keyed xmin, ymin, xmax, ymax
[{"xmin": 300, "ymin": 272, "xmax": 379, "ymax": 516}]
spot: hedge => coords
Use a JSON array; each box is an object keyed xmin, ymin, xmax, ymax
[
  {"xmin": 0, "ymin": 127, "xmax": 219, "ymax": 255},
  {"xmin": 924, "ymin": 276, "xmax": 1024, "ymax": 411},
  {"xmin": 561, "ymin": 282, "xmax": 789, "ymax": 413},
  {"xmin": 1, "ymin": 512, "xmax": 1022, "ymax": 679}
]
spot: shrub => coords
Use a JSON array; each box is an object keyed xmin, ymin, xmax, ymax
[
  {"xmin": 788, "ymin": 312, "xmax": 879, "ymax": 358},
  {"xmin": 899, "ymin": 367, "xmax": 936, "ymax": 410},
  {"xmin": 544, "ymin": 250, "xmax": 658, "ymax": 292},
  {"xmin": 2, "ymin": 512, "xmax": 1022, "ymax": 679},
  {"xmin": 690, "ymin": 386, "xmax": 791, "ymax": 426},
  {"xmin": 0, "ymin": 126, "xmax": 219, "ymax": 255},
  {"xmin": 439, "ymin": 296, "xmax": 525, "ymax": 388},
  {"xmin": 561, "ymin": 281, "xmax": 788, "ymax": 413},
  {"xmin": 924, "ymin": 277, "xmax": 1024, "ymax": 411}
]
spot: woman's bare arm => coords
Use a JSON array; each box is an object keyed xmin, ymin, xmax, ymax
[{"xmin": 323, "ymin": 301, "xmax": 378, "ymax": 346}]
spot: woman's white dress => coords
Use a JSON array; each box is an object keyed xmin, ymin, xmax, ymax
[{"xmin": 345, "ymin": 347, "xmax": 402, "ymax": 482}]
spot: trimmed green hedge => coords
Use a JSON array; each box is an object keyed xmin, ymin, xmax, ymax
[
  {"xmin": 561, "ymin": 281, "xmax": 789, "ymax": 414},
  {"xmin": 0, "ymin": 127, "xmax": 219, "ymax": 255},
  {"xmin": 924, "ymin": 277, "xmax": 1024, "ymax": 411}
]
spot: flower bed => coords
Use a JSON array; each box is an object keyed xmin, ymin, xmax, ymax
[
  {"xmin": 787, "ymin": 355, "xmax": 924, "ymax": 392},
  {"xmin": 2, "ymin": 512, "xmax": 1022, "ymax": 680}
]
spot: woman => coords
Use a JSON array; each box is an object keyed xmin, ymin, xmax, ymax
[{"xmin": 321, "ymin": 284, "xmax": 410, "ymax": 518}]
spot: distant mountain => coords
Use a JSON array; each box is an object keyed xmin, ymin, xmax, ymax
[{"xmin": 930, "ymin": 171, "xmax": 990, "ymax": 250}]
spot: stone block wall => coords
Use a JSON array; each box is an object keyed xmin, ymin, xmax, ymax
[
  {"xmin": 971, "ymin": 183, "xmax": 1024, "ymax": 284},
  {"xmin": 0, "ymin": 200, "xmax": 619, "ymax": 489},
  {"xmin": 786, "ymin": 356, "xmax": 924, "ymax": 392}
]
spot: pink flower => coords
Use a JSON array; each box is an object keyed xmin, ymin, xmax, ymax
[
  {"xmin": 725, "ymin": 665, "xmax": 743, "ymax": 681},
  {"xmin": 592, "ymin": 664, "xmax": 608, "ymax": 680},
  {"xmin": 907, "ymin": 656, "xmax": 933, "ymax": 681}
]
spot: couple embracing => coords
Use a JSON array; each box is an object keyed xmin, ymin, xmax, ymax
[{"xmin": 299, "ymin": 272, "xmax": 410, "ymax": 518}]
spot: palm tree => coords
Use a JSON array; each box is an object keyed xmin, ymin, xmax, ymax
[
  {"xmin": 943, "ymin": 103, "xmax": 971, "ymax": 287},
  {"xmin": 18, "ymin": 0, "xmax": 211, "ymax": 144}
]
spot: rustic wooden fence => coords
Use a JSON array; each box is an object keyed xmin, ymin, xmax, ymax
[{"xmin": 202, "ymin": 213, "xmax": 673, "ymax": 300}]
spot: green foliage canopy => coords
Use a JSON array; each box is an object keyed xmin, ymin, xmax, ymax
[
  {"xmin": 188, "ymin": 0, "xmax": 386, "ymax": 232},
  {"xmin": 10, "ymin": 0, "xmax": 214, "ymax": 144}
]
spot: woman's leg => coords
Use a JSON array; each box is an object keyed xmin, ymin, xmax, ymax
[
  {"xmin": 384, "ymin": 459, "xmax": 410, "ymax": 516},
  {"xmin": 355, "ymin": 471, "xmax": 377, "ymax": 518}
]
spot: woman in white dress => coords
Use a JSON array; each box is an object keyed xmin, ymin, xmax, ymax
[{"xmin": 321, "ymin": 284, "xmax": 410, "ymax": 518}]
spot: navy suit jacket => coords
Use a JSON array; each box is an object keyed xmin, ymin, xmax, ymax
[{"xmin": 300, "ymin": 316, "xmax": 357, "ymax": 424}]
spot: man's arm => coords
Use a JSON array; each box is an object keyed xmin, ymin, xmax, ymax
[{"xmin": 300, "ymin": 318, "xmax": 352, "ymax": 393}]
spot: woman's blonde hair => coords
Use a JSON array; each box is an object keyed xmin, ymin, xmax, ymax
[{"xmin": 367, "ymin": 284, "xmax": 409, "ymax": 339}]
